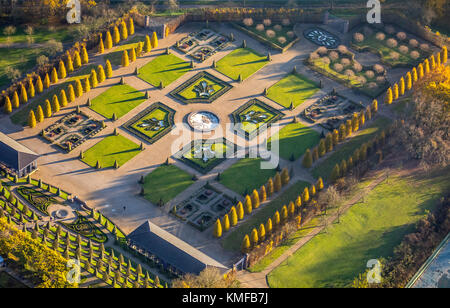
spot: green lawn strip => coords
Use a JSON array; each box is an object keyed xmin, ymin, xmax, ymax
[
  {"xmin": 267, "ymin": 170, "xmax": 450, "ymax": 288},
  {"xmin": 312, "ymin": 116, "xmax": 392, "ymax": 181},
  {"xmin": 128, "ymin": 107, "xmax": 168, "ymax": 139},
  {"xmin": 103, "ymin": 36, "xmax": 145, "ymax": 66},
  {"xmin": 269, "ymin": 122, "xmax": 321, "ymax": 160},
  {"xmin": 142, "ymin": 164, "xmax": 194, "ymax": 205},
  {"xmin": 10, "ymin": 64, "xmax": 96, "ymax": 125},
  {"xmin": 219, "ymin": 158, "xmax": 277, "ymax": 196},
  {"xmin": 0, "ymin": 26, "xmax": 73, "ymax": 44},
  {"xmin": 82, "ymin": 135, "xmax": 141, "ymax": 168},
  {"xmin": 90, "ymin": 84, "xmax": 146, "ymax": 119},
  {"xmin": 216, "ymin": 47, "xmax": 268, "ymax": 81},
  {"xmin": 221, "ymin": 181, "xmax": 311, "ymax": 252},
  {"xmin": 138, "ymin": 53, "xmax": 191, "ymax": 87},
  {"xmin": 0, "ymin": 47, "xmax": 45, "ymax": 88},
  {"xmin": 266, "ymin": 73, "xmax": 320, "ymax": 108}
]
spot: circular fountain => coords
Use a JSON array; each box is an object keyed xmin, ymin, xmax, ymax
[{"xmin": 187, "ymin": 111, "xmax": 219, "ymax": 132}]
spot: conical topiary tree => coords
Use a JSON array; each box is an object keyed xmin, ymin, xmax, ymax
[
  {"xmin": 274, "ymin": 172, "xmax": 282, "ymax": 192},
  {"xmin": 28, "ymin": 110, "xmax": 36, "ymax": 128},
  {"xmin": 90, "ymin": 69, "xmax": 98, "ymax": 88},
  {"xmin": 105, "ymin": 60, "xmax": 113, "ymax": 78},
  {"xmin": 302, "ymin": 187, "xmax": 310, "ymax": 203},
  {"xmin": 66, "ymin": 53, "xmax": 74, "ymax": 73},
  {"xmin": 143, "ymin": 35, "xmax": 151, "ymax": 53},
  {"xmin": 385, "ymin": 87, "xmax": 393, "ymax": 104},
  {"xmin": 128, "ymin": 17, "xmax": 135, "ymax": 36},
  {"xmin": 250, "ymin": 228, "xmax": 259, "ymax": 246},
  {"xmin": 406, "ymin": 72, "xmax": 412, "ymax": 90},
  {"xmin": 130, "ymin": 48, "xmax": 136, "ymax": 62},
  {"xmin": 27, "ymin": 78, "xmax": 35, "ymax": 98},
  {"xmin": 51, "ymin": 67, "xmax": 58, "ymax": 84},
  {"xmin": 98, "ymin": 35, "xmax": 104, "ymax": 54},
  {"xmin": 67, "ymin": 84, "xmax": 75, "ymax": 103},
  {"xmin": 59, "ymin": 89, "xmax": 68, "ymax": 107},
  {"xmin": 258, "ymin": 223, "xmax": 266, "ymax": 241},
  {"xmin": 241, "ymin": 235, "xmax": 250, "ymax": 253},
  {"xmin": 83, "ymin": 77, "xmax": 91, "ymax": 93},
  {"xmin": 73, "ymin": 51, "xmax": 82, "ymax": 69},
  {"xmin": 213, "ymin": 219, "xmax": 222, "ymax": 238},
  {"xmin": 44, "ymin": 99, "xmax": 52, "ymax": 118},
  {"xmin": 58, "ymin": 60, "xmax": 67, "ymax": 79},
  {"xmin": 35, "ymin": 76, "xmax": 43, "ymax": 93},
  {"xmin": 244, "ymin": 195, "xmax": 252, "ymax": 215},
  {"xmin": 251, "ymin": 189, "xmax": 260, "ymax": 209},
  {"xmin": 81, "ymin": 45, "xmax": 89, "ymax": 64},
  {"xmin": 259, "ymin": 185, "xmax": 267, "ymax": 202},
  {"xmin": 316, "ymin": 177, "xmax": 324, "ymax": 191},
  {"xmin": 105, "ymin": 30, "xmax": 113, "ymax": 49},
  {"xmin": 266, "ymin": 177, "xmax": 274, "ymax": 196},
  {"xmin": 3, "ymin": 96, "xmax": 12, "ymax": 114},
  {"xmin": 20, "ymin": 84, "xmax": 28, "ymax": 104},
  {"xmin": 120, "ymin": 20, "xmax": 128, "ymax": 40},
  {"xmin": 281, "ymin": 168, "xmax": 290, "ymax": 185},
  {"xmin": 151, "ymin": 31, "xmax": 158, "ymax": 48},
  {"xmin": 51, "ymin": 94, "xmax": 60, "ymax": 113},
  {"xmin": 265, "ymin": 218, "xmax": 273, "ymax": 235},
  {"xmin": 12, "ymin": 91, "xmax": 19, "ymax": 109},
  {"xmin": 113, "ymin": 26, "xmax": 120, "ymax": 45},
  {"xmin": 330, "ymin": 164, "xmax": 340, "ymax": 183},
  {"xmin": 237, "ymin": 201, "xmax": 244, "ymax": 220},
  {"xmin": 229, "ymin": 206, "xmax": 238, "ymax": 226},
  {"xmin": 75, "ymin": 79, "xmax": 83, "ymax": 97},
  {"xmin": 222, "ymin": 214, "xmax": 230, "ymax": 232},
  {"xmin": 122, "ymin": 50, "xmax": 129, "ymax": 67},
  {"xmin": 273, "ymin": 210, "xmax": 280, "ymax": 228}
]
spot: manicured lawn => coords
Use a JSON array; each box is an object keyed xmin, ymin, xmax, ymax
[
  {"xmin": 220, "ymin": 158, "xmax": 277, "ymax": 196},
  {"xmin": 312, "ymin": 116, "xmax": 392, "ymax": 181},
  {"xmin": 142, "ymin": 164, "xmax": 194, "ymax": 205},
  {"xmin": 90, "ymin": 84, "xmax": 146, "ymax": 119},
  {"xmin": 269, "ymin": 122, "xmax": 321, "ymax": 160},
  {"xmin": 267, "ymin": 170, "xmax": 450, "ymax": 288},
  {"xmin": 82, "ymin": 135, "xmax": 141, "ymax": 168},
  {"xmin": 215, "ymin": 47, "xmax": 268, "ymax": 81},
  {"xmin": 222, "ymin": 181, "xmax": 310, "ymax": 252},
  {"xmin": 0, "ymin": 26, "xmax": 73, "ymax": 44},
  {"xmin": 138, "ymin": 53, "xmax": 191, "ymax": 87},
  {"xmin": 266, "ymin": 73, "xmax": 320, "ymax": 108},
  {"xmin": 10, "ymin": 64, "xmax": 96, "ymax": 125},
  {"xmin": 103, "ymin": 36, "xmax": 145, "ymax": 66},
  {"xmin": 178, "ymin": 76, "xmax": 224, "ymax": 100}
]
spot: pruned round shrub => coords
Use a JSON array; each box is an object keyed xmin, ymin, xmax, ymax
[
  {"xmin": 344, "ymin": 69, "xmax": 355, "ymax": 77},
  {"xmin": 333, "ymin": 63, "xmax": 344, "ymax": 72},
  {"xmin": 321, "ymin": 56, "xmax": 331, "ymax": 65},
  {"xmin": 274, "ymin": 24, "xmax": 282, "ymax": 32},
  {"xmin": 376, "ymin": 76, "xmax": 386, "ymax": 84},
  {"xmin": 386, "ymin": 38, "xmax": 398, "ymax": 48},
  {"xmin": 309, "ymin": 52, "xmax": 319, "ymax": 60},
  {"xmin": 263, "ymin": 19, "xmax": 272, "ymax": 26},
  {"xmin": 368, "ymin": 82, "xmax": 377, "ymax": 88},
  {"xmin": 353, "ymin": 32, "xmax": 364, "ymax": 43},
  {"xmin": 353, "ymin": 62, "xmax": 363, "ymax": 72},
  {"xmin": 278, "ymin": 36, "xmax": 286, "ymax": 44},
  {"xmin": 385, "ymin": 25, "xmax": 395, "ymax": 34},
  {"xmin": 420, "ymin": 43, "xmax": 429, "ymax": 51},
  {"xmin": 399, "ymin": 45, "xmax": 409, "ymax": 54},
  {"xmin": 266, "ymin": 30, "xmax": 275, "ymax": 38},
  {"xmin": 357, "ymin": 76, "xmax": 367, "ymax": 84},
  {"xmin": 365, "ymin": 70, "xmax": 375, "ymax": 78},
  {"xmin": 282, "ymin": 18, "xmax": 290, "ymax": 26},
  {"xmin": 337, "ymin": 45, "xmax": 348, "ymax": 54},
  {"xmin": 329, "ymin": 51, "xmax": 339, "ymax": 61},
  {"xmin": 317, "ymin": 46, "xmax": 328, "ymax": 55},
  {"xmin": 341, "ymin": 58, "xmax": 351, "ymax": 67},
  {"xmin": 410, "ymin": 50, "xmax": 420, "ymax": 59},
  {"xmin": 287, "ymin": 31, "xmax": 295, "ymax": 38},
  {"xmin": 243, "ymin": 18, "xmax": 254, "ymax": 27},
  {"xmin": 256, "ymin": 24, "xmax": 264, "ymax": 32},
  {"xmin": 390, "ymin": 51, "xmax": 400, "ymax": 60},
  {"xmin": 373, "ymin": 64, "xmax": 385, "ymax": 74},
  {"xmin": 409, "ymin": 39, "xmax": 419, "ymax": 48},
  {"xmin": 376, "ymin": 32, "xmax": 385, "ymax": 41},
  {"xmin": 396, "ymin": 32, "xmax": 407, "ymax": 40}
]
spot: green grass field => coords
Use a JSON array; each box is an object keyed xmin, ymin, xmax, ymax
[
  {"xmin": 267, "ymin": 169, "xmax": 450, "ymax": 288},
  {"xmin": 0, "ymin": 26, "xmax": 73, "ymax": 44},
  {"xmin": 312, "ymin": 116, "xmax": 392, "ymax": 181},
  {"xmin": 269, "ymin": 122, "xmax": 321, "ymax": 160},
  {"xmin": 90, "ymin": 84, "xmax": 146, "ymax": 119},
  {"xmin": 10, "ymin": 64, "xmax": 96, "ymax": 125},
  {"xmin": 222, "ymin": 181, "xmax": 310, "ymax": 252},
  {"xmin": 216, "ymin": 47, "xmax": 268, "ymax": 81},
  {"xmin": 82, "ymin": 135, "xmax": 141, "ymax": 168},
  {"xmin": 138, "ymin": 53, "xmax": 191, "ymax": 87},
  {"xmin": 142, "ymin": 164, "xmax": 194, "ymax": 205},
  {"xmin": 220, "ymin": 158, "xmax": 277, "ymax": 196},
  {"xmin": 103, "ymin": 36, "xmax": 145, "ymax": 66},
  {"xmin": 266, "ymin": 73, "xmax": 320, "ymax": 108}
]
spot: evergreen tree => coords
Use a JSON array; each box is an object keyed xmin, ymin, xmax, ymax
[
  {"xmin": 244, "ymin": 195, "xmax": 252, "ymax": 214},
  {"xmin": 436, "ymin": 52, "xmax": 441, "ymax": 67},
  {"xmin": 143, "ymin": 35, "xmax": 151, "ymax": 53},
  {"xmin": 312, "ymin": 147, "xmax": 319, "ymax": 161},
  {"xmin": 237, "ymin": 202, "xmax": 244, "ymax": 220},
  {"xmin": 330, "ymin": 164, "xmax": 340, "ymax": 183},
  {"xmin": 98, "ymin": 35, "xmax": 104, "ymax": 54},
  {"xmin": 274, "ymin": 172, "xmax": 282, "ymax": 192},
  {"xmin": 75, "ymin": 79, "xmax": 83, "ymax": 97},
  {"xmin": 73, "ymin": 51, "xmax": 82, "ymax": 69},
  {"xmin": 442, "ymin": 46, "xmax": 447, "ymax": 64},
  {"xmin": 295, "ymin": 195, "xmax": 302, "ymax": 210},
  {"xmin": 20, "ymin": 84, "xmax": 28, "ymax": 104},
  {"xmin": 83, "ymin": 77, "xmax": 91, "ymax": 93},
  {"xmin": 250, "ymin": 228, "xmax": 259, "ymax": 246},
  {"xmin": 58, "ymin": 60, "xmax": 66, "ymax": 79},
  {"xmin": 136, "ymin": 42, "xmax": 143, "ymax": 57},
  {"xmin": 266, "ymin": 218, "xmax": 273, "ymax": 234},
  {"xmin": 43, "ymin": 73, "xmax": 50, "ymax": 88},
  {"xmin": 213, "ymin": 219, "xmax": 222, "ymax": 238},
  {"xmin": 28, "ymin": 110, "xmax": 36, "ymax": 128},
  {"xmin": 424, "ymin": 58, "xmax": 430, "ymax": 75},
  {"xmin": 318, "ymin": 139, "xmax": 326, "ymax": 157},
  {"xmin": 120, "ymin": 20, "xmax": 128, "ymax": 40},
  {"xmin": 113, "ymin": 26, "xmax": 120, "ymax": 45},
  {"xmin": 302, "ymin": 149, "xmax": 312, "ymax": 168},
  {"xmin": 222, "ymin": 214, "xmax": 230, "ymax": 232},
  {"xmin": 273, "ymin": 210, "xmax": 281, "ymax": 228},
  {"xmin": 44, "ymin": 99, "xmax": 52, "ymax": 118},
  {"xmin": 81, "ymin": 45, "xmax": 89, "ymax": 64},
  {"xmin": 105, "ymin": 60, "xmax": 113, "ymax": 78},
  {"xmin": 130, "ymin": 48, "xmax": 136, "ymax": 62},
  {"xmin": 365, "ymin": 105, "xmax": 372, "ymax": 121},
  {"xmin": 332, "ymin": 129, "xmax": 339, "ymax": 146},
  {"xmin": 90, "ymin": 69, "xmax": 98, "ymax": 88},
  {"xmin": 266, "ymin": 178, "xmax": 274, "ymax": 196},
  {"xmin": 241, "ymin": 235, "xmax": 251, "ymax": 253},
  {"xmin": 35, "ymin": 76, "xmax": 44, "ymax": 93},
  {"xmin": 28, "ymin": 78, "xmax": 35, "ymax": 98},
  {"xmin": 59, "ymin": 89, "xmax": 68, "ymax": 107},
  {"xmin": 3, "ymin": 96, "xmax": 12, "ymax": 114},
  {"xmin": 302, "ymin": 187, "xmax": 309, "ymax": 203},
  {"xmin": 36, "ymin": 105, "xmax": 44, "ymax": 122},
  {"xmin": 288, "ymin": 201, "xmax": 295, "ymax": 217},
  {"xmin": 259, "ymin": 185, "xmax": 267, "ymax": 202},
  {"xmin": 251, "ymin": 189, "xmax": 260, "ymax": 209},
  {"xmin": 52, "ymin": 94, "xmax": 60, "ymax": 113},
  {"xmin": 105, "ymin": 31, "xmax": 113, "ymax": 49},
  {"xmin": 399, "ymin": 77, "xmax": 405, "ymax": 96},
  {"xmin": 359, "ymin": 111, "xmax": 365, "ymax": 128},
  {"xmin": 372, "ymin": 99, "xmax": 378, "ymax": 114},
  {"xmin": 51, "ymin": 67, "xmax": 58, "ymax": 83},
  {"xmin": 393, "ymin": 83, "xmax": 399, "ymax": 100},
  {"xmin": 418, "ymin": 63, "xmax": 424, "ymax": 79},
  {"xmin": 67, "ymin": 84, "xmax": 75, "ymax": 103},
  {"xmin": 229, "ymin": 206, "xmax": 238, "ymax": 226},
  {"xmin": 258, "ymin": 224, "xmax": 266, "ymax": 241},
  {"xmin": 309, "ymin": 184, "xmax": 316, "ymax": 197},
  {"xmin": 430, "ymin": 54, "xmax": 436, "ymax": 70},
  {"xmin": 151, "ymin": 32, "xmax": 158, "ymax": 48},
  {"xmin": 128, "ymin": 18, "xmax": 135, "ymax": 35},
  {"xmin": 122, "ymin": 50, "xmax": 130, "ymax": 67},
  {"xmin": 12, "ymin": 91, "xmax": 20, "ymax": 108},
  {"xmin": 412, "ymin": 67, "xmax": 418, "ymax": 83},
  {"xmin": 97, "ymin": 65, "xmax": 106, "ymax": 83},
  {"xmin": 281, "ymin": 168, "xmax": 290, "ymax": 185},
  {"xmin": 406, "ymin": 72, "xmax": 412, "ymax": 90},
  {"xmin": 325, "ymin": 132, "xmax": 333, "ymax": 152},
  {"xmin": 66, "ymin": 53, "xmax": 74, "ymax": 73},
  {"xmin": 316, "ymin": 177, "xmax": 324, "ymax": 191},
  {"xmin": 281, "ymin": 205, "xmax": 288, "ymax": 222}
]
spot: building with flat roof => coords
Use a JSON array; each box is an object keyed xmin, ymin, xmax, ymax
[
  {"xmin": 128, "ymin": 220, "xmax": 228, "ymax": 276},
  {"xmin": 0, "ymin": 132, "xmax": 39, "ymax": 177}
]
